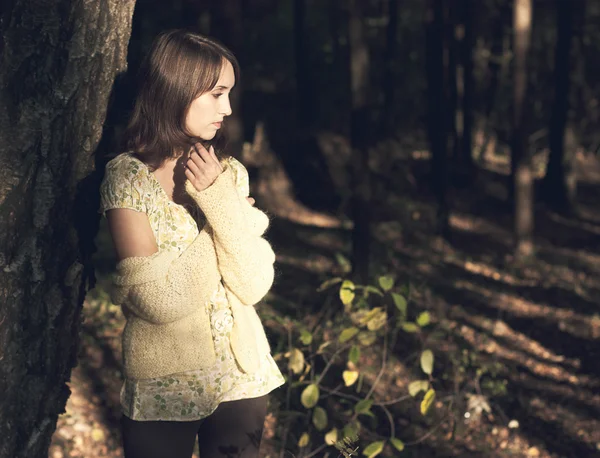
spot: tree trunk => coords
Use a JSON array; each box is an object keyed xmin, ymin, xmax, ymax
[
  {"xmin": 0, "ymin": 1, "xmax": 135, "ymax": 457},
  {"xmin": 541, "ymin": 0, "xmax": 577, "ymax": 214},
  {"xmin": 426, "ymin": 0, "xmax": 450, "ymax": 237},
  {"xmin": 210, "ymin": 0, "xmax": 245, "ymax": 157},
  {"xmin": 511, "ymin": 0, "xmax": 534, "ymax": 259},
  {"xmin": 460, "ymin": 0, "xmax": 475, "ymax": 174},
  {"xmin": 348, "ymin": 0, "xmax": 371, "ymax": 283},
  {"xmin": 294, "ymin": 0, "xmax": 312, "ymax": 130},
  {"xmin": 383, "ymin": 0, "xmax": 398, "ymax": 135}
]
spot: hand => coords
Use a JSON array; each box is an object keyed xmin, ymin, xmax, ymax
[
  {"xmin": 185, "ymin": 144, "xmax": 223, "ymax": 192},
  {"xmin": 246, "ymin": 197, "xmax": 255, "ymax": 206}
]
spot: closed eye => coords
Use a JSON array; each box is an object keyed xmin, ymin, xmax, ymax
[{"xmin": 212, "ymin": 93, "xmax": 224, "ymax": 99}]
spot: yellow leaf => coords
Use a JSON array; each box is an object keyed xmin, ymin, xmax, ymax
[
  {"xmin": 362, "ymin": 440, "xmax": 385, "ymax": 457},
  {"xmin": 288, "ymin": 348, "xmax": 305, "ymax": 375},
  {"xmin": 408, "ymin": 380, "xmax": 429, "ymax": 397},
  {"xmin": 357, "ymin": 331, "xmax": 377, "ymax": 346},
  {"xmin": 416, "ymin": 311, "xmax": 431, "ymax": 327},
  {"xmin": 339, "ymin": 280, "xmax": 355, "ymax": 306},
  {"xmin": 298, "ymin": 432, "xmax": 310, "ymax": 448},
  {"xmin": 367, "ymin": 310, "xmax": 387, "ymax": 331},
  {"xmin": 324, "ymin": 428, "xmax": 338, "ymax": 446},
  {"xmin": 420, "ymin": 349, "xmax": 434, "ymax": 375},
  {"xmin": 420, "ymin": 388, "xmax": 436, "ymax": 415},
  {"xmin": 401, "ymin": 322, "xmax": 419, "ymax": 333},
  {"xmin": 343, "ymin": 370, "xmax": 359, "ymax": 387}
]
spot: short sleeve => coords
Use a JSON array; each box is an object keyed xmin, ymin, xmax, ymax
[
  {"xmin": 99, "ymin": 154, "xmax": 153, "ymax": 215},
  {"xmin": 225, "ymin": 156, "xmax": 250, "ymax": 198}
]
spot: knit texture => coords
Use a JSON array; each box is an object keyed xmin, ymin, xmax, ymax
[{"xmin": 111, "ymin": 164, "xmax": 275, "ymax": 379}]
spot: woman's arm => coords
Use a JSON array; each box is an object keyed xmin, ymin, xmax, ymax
[
  {"xmin": 106, "ymin": 208, "xmax": 218, "ymax": 324},
  {"xmin": 185, "ymin": 145, "xmax": 276, "ymax": 305}
]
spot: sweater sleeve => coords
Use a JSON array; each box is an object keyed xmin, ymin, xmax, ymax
[
  {"xmin": 110, "ymin": 229, "xmax": 220, "ymax": 324},
  {"xmin": 185, "ymin": 166, "xmax": 275, "ymax": 305}
]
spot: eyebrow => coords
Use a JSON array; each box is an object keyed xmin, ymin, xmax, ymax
[{"xmin": 213, "ymin": 85, "xmax": 234, "ymax": 90}]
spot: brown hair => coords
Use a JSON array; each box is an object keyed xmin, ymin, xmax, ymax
[{"xmin": 122, "ymin": 30, "xmax": 240, "ymax": 170}]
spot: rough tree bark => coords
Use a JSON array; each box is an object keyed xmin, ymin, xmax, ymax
[
  {"xmin": 0, "ymin": 1, "xmax": 135, "ymax": 457},
  {"xmin": 511, "ymin": 0, "xmax": 534, "ymax": 259}
]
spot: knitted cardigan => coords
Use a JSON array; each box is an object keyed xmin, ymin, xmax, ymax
[{"xmin": 110, "ymin": 165, "xmax": 275, "ymax": 380}]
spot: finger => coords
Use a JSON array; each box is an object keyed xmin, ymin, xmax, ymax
[
  {"xmin": 186, "ymin": 156, "xmax": 202, "ymax": 177},
  {"xmin": 192, "ymin": 143, "xmax": 209, "ymax": 163},
  {"xmin": 208, "ymin": 145, "xmax": 223, "ymax": 170},
  {"xmin": 246, "ymin": 197, "xmax": 255, "ymax": 206},
  {"xmin": 184, "ymin": 167, "xmax": 195, "ymax": 182},
  {"xmin": 196, "ymin": 143, "xmax": 213, "ymax": 163}
]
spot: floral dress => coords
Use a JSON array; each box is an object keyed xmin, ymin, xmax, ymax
[{"xmin": 99, "ymin": 153, "xmax": 285, "ymax": 421}]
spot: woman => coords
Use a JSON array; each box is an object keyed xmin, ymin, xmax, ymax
[{"xmin": 99, "ymin": 30, "xmax": 284, "ymax": 458}]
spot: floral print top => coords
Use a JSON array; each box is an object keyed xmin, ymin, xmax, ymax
[{"xmin": 99, "ymin": 153, "xmax": 284, "ymax": 421}]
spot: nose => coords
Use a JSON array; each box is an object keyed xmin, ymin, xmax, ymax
[{"xmin": 219, "ymin": 95, "xmax": 232, "ymax": 117}]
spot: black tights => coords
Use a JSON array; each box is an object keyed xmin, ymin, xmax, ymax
[{"xmin": 121, "ymin": 395, "xmax": 268, "ymax": 458}]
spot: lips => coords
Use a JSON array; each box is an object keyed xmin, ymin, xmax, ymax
[{"xmin": 213, "ymin": 121, "xmax": 222, "ymax": 128}]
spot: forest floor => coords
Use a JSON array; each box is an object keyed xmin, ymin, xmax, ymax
[{"xmin": 50, "ymin": 140, "xmax": 600, "ymax": 458}]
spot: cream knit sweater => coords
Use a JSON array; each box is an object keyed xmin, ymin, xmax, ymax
[{"xmin": 111, "ymin": 165, "xmax": 275, "ymax": 380}]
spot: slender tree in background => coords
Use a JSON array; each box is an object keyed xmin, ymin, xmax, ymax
[
  {"xmin": 348, "ymin": 0, "xmax": 372, "ymax": 283},
  {"xmin": 294, "ymin": 0, "xmax": 312, "ymax": 130},
  {"xmin": 426, "ymin": 0, "xmax": 450, "ymax": 237},
  {"xmin": 0, "ymin": 1, "xmax": 135, "ymax": 457},
  {"xmin": 210, "ymin": 0, "xmax": 245, "ymax": 157},
  {"xmin": 511, "ymin": 0, "xmax": 534, "ymax": 259},
  {"xmin": 459, "ymin": 0, "xmax": 475, "ymax": 174},
  {"xmin": 541, "ymin": 0, "xmax": 579, "ymax": 214},
  {"xmin": 383, "ymin": 0, "xmax": 398, "ymax": 135}
]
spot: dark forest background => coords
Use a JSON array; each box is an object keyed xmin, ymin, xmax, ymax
[{"xmin": 24, "ymin": 0, "xmax": 600, "ymax": 456}]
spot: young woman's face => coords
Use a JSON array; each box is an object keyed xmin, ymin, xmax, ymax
[{"xmin": 185, "ymin": 60, "xmax": 235, "ymax": 140}]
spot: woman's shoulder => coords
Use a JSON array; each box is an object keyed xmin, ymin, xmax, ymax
[
  {"xmin": 100, "ymin": 153, "xmax": 155, "ymax": 214},
  {"xmin": 105, "ymin": 152, "xmax": 149, "ymax": 180}
]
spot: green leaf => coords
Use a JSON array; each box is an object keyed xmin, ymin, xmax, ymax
[
  {"xmin": 363, "ymin": 440, "xmax": 385, "ymax": 458},
  {"xmin": 349, "ymin": 345, "xmax": 361, "ymax": 364},
  {"xmin": 298, "ymin": 432, "xmax": 310, "ymax": 448},
  {"xmin": 342, "ymin": 420, "xmax": 361, "ymax": 440},
  {"xmin": 392, "ymin": 293, "xmax": 408, "ymax": 316},
  {"xmin": 317, "ymin": 277, "xmax": 343, "ymax": 292},
  {"xmin": 363, "ymin": 285, "xmax": 384, "ymax": 297},
  {"xmin": 335, "ymin": 252, "xmax": 352, "ymax": 273},
  {"xmin": 420, "ymin": 388, "xmax": 436, "ymax": 415},
  {"xmin": 357, "ymin": 331, "xmax": 377, "ymax": 346},
  {"xmin": 408, "ymin": 380, "xmax": 429, "ymax": 397},
  {"xmin": 354, "ymin": 399, "xmax": 373, "ymax": 415},
  {"xmin": 401, "ymin": 322, "xmax": 419, "ymax": 333},
  {"xmin": 416, "ymin": 311, "xmax": 431, "ymax": 327},
  {"xmin": 420, "ymin": 349, "xmax": 434, "ymax": 375},
  {"xmin": 312, "ymin": 406, "xmax": 328, "ymax": 431},
  {"xmin": 339, "ymin": 327, "xmax": 359, "ymax": 344},
  {"xmin": 288, "ymin": 348, "xmax": 305, "ymax": 375},
  {"xmin": 390, "ymin": 437, "xmax": 405, "ymax": 452},
  {"xmin": 301, "ymin": 384, "xmax": 320, "ymax": 408},
  {"xmin": 343, "ymin": 370, "xmax": 359, "ymax": 387},
  {"xmin": 325, "ymin": 428, "xmax": 338, "ymax": 446},
  {"xmin": 378, "ymin": 276, "xmax": 395, "ymax": 292},
  {"xmin": 300, "ymin": 329, "xmax": 313, "ymax": 345},
  {"xmin": 340, "ymin": 280, "xmax": 356, "ymax": 306}
]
